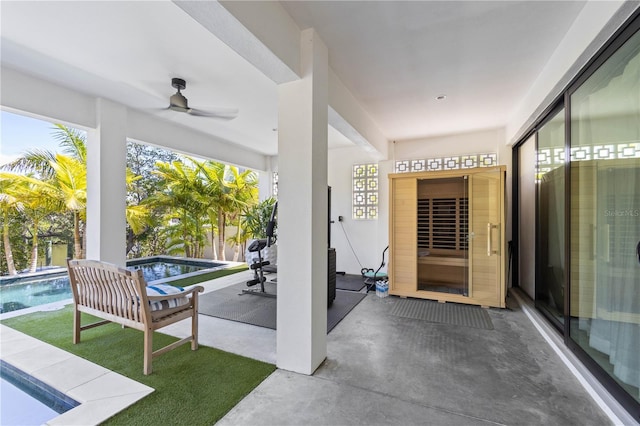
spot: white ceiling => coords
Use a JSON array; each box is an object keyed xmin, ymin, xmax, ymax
[
  {"xmin": 1, "ymin": 1, "xmax": 586, "ymax": 158},
  {"xmin": 281, "ymin": 1, "xmax": 587, "ymax": 140}
]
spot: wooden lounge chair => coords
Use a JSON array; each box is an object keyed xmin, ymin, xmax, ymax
[{"xmin": 66, "ymin": 259, "xmax": 204, "ymax": 375}]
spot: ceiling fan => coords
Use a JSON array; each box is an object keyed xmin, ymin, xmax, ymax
[{"xmin": 166, "ymin": 77, "xmax": 238, "ymax": 120}]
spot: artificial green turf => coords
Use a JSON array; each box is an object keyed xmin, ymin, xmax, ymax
[
  {"xmin": 167, "ymin": 263, "xmax": 248, "ymax": 288},
  {"xmin": 2, "ymin": 305, "xmax": 275, "ymax": 425}
]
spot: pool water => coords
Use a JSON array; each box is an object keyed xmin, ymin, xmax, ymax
[
  {"xmin": 0, "ymin": 258, "xmax": 226, "ymax": 314},
  {"xmin": 0, "ymin": 273, "xmax": 71, "ymax": 314},
  {"xmin": 1, "ymin": 379, "xmax": 59, "ymax": 425},
  {"xmin": 1, "ymin": 361, "xmax": 78, "ymax": 425},
  {"xmin": 128, "ymin": 261, "xmax": 208, "ymax": 281}
]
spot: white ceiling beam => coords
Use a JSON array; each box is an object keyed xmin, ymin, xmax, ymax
[
  {"xmin": 1, "ymin": 67, "xmax": 267, "ymax": 171},
  {"xmin": 1, "ymin": 66, "xmax": 96, "ymax": 129},
  {"xmin": 127, "ymin": 109, "xmax": 266, "ymax": 171},
  {"xmin": 173, "ymin": 0, "xmax": 300, "ymax": 84},
  {"xmin": 175, "ymin": 0, "xmax": 389, "ymax": 159},
  {"xmin": 328, "ymin": 70, "xmax": 388, "ymax": 160}
]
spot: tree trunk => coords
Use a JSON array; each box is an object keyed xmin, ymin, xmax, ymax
[
  {"xmin": 73, "ymin": 212, "xmax": 82, "ymax": 259},
  {"xmin": 217, "ymin": 211, "xmax": 226, "ymax": 261},
  {"xmin": 125, "ymin": 228, "xmax": 135, "ymax": 255},
  {"xmin": 80, "ymin": 220, "xmax": 86, "ymax": 259},
  {"xmin": 232, "ymin": 224, "xmax": 241, "ymax": 262},
  {"xmin": 29, "ymin": 220, "xmax": 39, "ymax": 273},
  {"xmin": 194, "ymin": 222, "xmax": 200, "ymax": 258},
  {"xmin": 182, "ymin": 210, "xmax": 189, "ymax": 257},
  {"xmin": 2, "ymin": 213, "xmax": 17, "ymax": 275},
  {"xmin": 211, "ymin": 233, "xmax": 217, "ymax": 260}
]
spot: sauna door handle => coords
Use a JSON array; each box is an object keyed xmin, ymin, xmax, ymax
[
  {"xmin": 487, "ymin": 223, "xmax": 499, "ymax": 256},
  {"xmin": 636, "ymin": 240, "xmax": 640, "ymax": 265}
]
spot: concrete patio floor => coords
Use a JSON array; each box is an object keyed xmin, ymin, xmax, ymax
[
  {"xmin": 0, "ymin": 269, "xmax": 623, "ymax": 425},
  {"xmin": 164, "ymin": 272, "xmax": 615, "ymax": 426}
]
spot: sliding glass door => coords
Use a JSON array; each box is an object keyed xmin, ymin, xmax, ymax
[
  {"xmin": 569, "ymin": 26, "xmax": 640, "ymax": 405},
  {"xmin": 536, "ymin": 108, "xmax": 566, "ymax": 326}
]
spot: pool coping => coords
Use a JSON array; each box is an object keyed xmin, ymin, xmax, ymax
[{"xmin": 0, "ymin": 324, "xmax": 154, "ymax": 425}]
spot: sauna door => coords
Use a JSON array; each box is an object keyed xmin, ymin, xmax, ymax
[
  {"xmin": 389, "ymin": 177, "xmax": 417, "ymax": 294},
  {"xmin": 469, "ymin": 169, "xmax": 505, "ymax": 306}
]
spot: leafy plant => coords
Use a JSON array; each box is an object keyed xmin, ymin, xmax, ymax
[{"xmin": 243, "ymin": 197, "xmax": 277, "ymax": 242}]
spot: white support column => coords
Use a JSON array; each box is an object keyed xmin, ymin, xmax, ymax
[
  {"xmin": 257, "ymin": 170, "xmax": 272, "ymax": 201},
  {"xmin": 276, "ymin": 28, "xmax": 329, "ymax": 374},
  {"xmin": 257, "ymin": 155, "xmax": 275, "ymax": 200},
  {"xmin": 85, "ymin": 98, "xmax": 127, "ymax": 267}
]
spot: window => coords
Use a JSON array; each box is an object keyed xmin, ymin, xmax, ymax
[
  {"xmin": 569, "ymin": 24, "xmax": 640, "ymax": 409},
  {"xmin": 395, "ymin": 153, "xmax": 497, "ymax": 173},
  {"xmin": 536, "ymin": 107, "xmax": 566, "ymax": 326},
  {"xmin": 272, "ymin": 171, "xmax": 278, "ymax": 197},
  {"xmin": 515, "ymin": 14, "xmax": 640, "ymax": 417},
  {"xmin": 352, "ymin": 163, "xmax": 378, "ymax": 219}
]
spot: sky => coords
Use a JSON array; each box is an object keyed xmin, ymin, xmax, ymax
[{"xmin": 0, "ymin": 110, "xmax": 69, "ymax": 166}]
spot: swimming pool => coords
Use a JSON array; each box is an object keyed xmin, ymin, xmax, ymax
[
  {"xmin": 0, "ymin": 271, "xmax": 71, "ymax": 314},
  {"xmin": 1, "ymin": 360, "xmax": 79, "ymax": 425},
  {"xmin": 127, "ymin": 257, "xmax": 225, "ymax": 281},
  {"xmin": 0, "ymin": 256, "xmax": 227, "ymax": 314}
]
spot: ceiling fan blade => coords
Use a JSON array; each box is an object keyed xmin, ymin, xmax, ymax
[{"xmin": 187, "ymin": 107, "xmax": 239, "ymax": 120}]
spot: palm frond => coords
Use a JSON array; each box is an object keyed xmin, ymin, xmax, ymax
[
  {"xmin": 52, "ymin": 124, "xmax": 87, "ymax": 162},
  {"xmin": 1, "ymin": 149, "xmax": 56, "ymax": 179}
]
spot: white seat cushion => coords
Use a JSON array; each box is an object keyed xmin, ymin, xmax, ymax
[{"xmin": 146, "ymin": 284, "xmax": 189, "ymax": 312}]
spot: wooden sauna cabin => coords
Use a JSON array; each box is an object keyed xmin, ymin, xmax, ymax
[{"xmin": 388, "ymin": 166, "xmax": 507, "ymax": 308}]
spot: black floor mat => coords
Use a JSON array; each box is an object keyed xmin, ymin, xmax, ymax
[
  {"xmin": 199, "ymin": 281, "xmax": 366, "ymax": 332},
  {"xmin": 390, "ymin": 298, "xmax": 494, "ymax": 330},
  {"xmin": 335, "ymin": 274, "xmax": 366, "ymax": 291}
]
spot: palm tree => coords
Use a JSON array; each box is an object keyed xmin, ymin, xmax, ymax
[
  {"xmin": 226, "ymin": 215, "xmax": 247, "ymax": 262},
  {"xmin": 194, "ymin": 160, "xmax": 226, "ymax": 260},
  {"xmin": 3, "ymin": 124, "xmax": 86, "ymax": 178},
  {"xmin": 6, "ymin": 154, "xmax": 88, "ymax": 261},
  {"xmin": 3, "ymin": 124, "xmax": 88, "ymax": 259},
  {"xmin": 150, "ymin": 159, "xmax": 209, "ymax": 258},
  {"xmin": 47, "ymin": 154, "xmax": 86, "ymax": 258},
  {"xmin": 223, "ymin": 167, "xmax": 258, "ymax": 261},
  {"xmin": 1, "ymin": 173, "xmax": 58, "ymax": 272},
  {"xmin": 196, "ymin": 160, "xmax": 259, "ymax": 261},
  {"xmin": 0, "ymin": 176, "xmax": 24, "ymax": 275}
]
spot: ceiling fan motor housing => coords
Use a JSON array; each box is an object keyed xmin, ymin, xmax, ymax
[
  {"xmin": 171, "ymin": 77, "xmax": 186, "ymax": 91},
  {"xmin": 170, "ymin": 77, "xmax": 189, "ymax": 111},
  {"xmin": 167, "ymin": 77, "xmax": 238, "ymax": 119}
]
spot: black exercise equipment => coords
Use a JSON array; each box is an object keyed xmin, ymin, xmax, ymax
[
  {"xmin": 362, "ymin": 245, "xmax": 389, "ymax": 292},
  {"xmin": 243, "ymin": 239, "xmax": 276, "ymax": 298},
  {"xmin": 266, "ymin": 201, "xmax": 277, "ymax": 247},
  {"xmin": 243, "ymin": 191, "xmax": 337, "ymax": 307},
  {"xmin": 262, "ymin": 201, "xmax": 278, "ymax": 277},
  {"xmin": 243, "ymin": 201, "xmax": 278, "ymax": 297}
]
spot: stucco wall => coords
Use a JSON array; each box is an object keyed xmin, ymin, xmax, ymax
[{"xmin": 328, "ymin": 127, "xmax": 513, "ymax": 277}]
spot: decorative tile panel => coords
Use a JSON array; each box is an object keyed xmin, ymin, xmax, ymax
[
  {"xmin": 395, "ymin": 160, "xmax": 410, "ymax": 173},
  {"xmin": 272, "ymin": 172, "xmax": 279, "ymax": 196},
  {"xmin": 569, "ymin": 141, "xmax": 640, "ymax": 162},
  {"xmin": 395, "ymin": 153, "xmax": 497, "ymax": 173},
  {"xmin": 411, "ymin": 159, "xmax": 426, "ymax": 172},
  {"xmin": 353, "ymin": 163, "xmax": 378, "ymax": 219}
]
